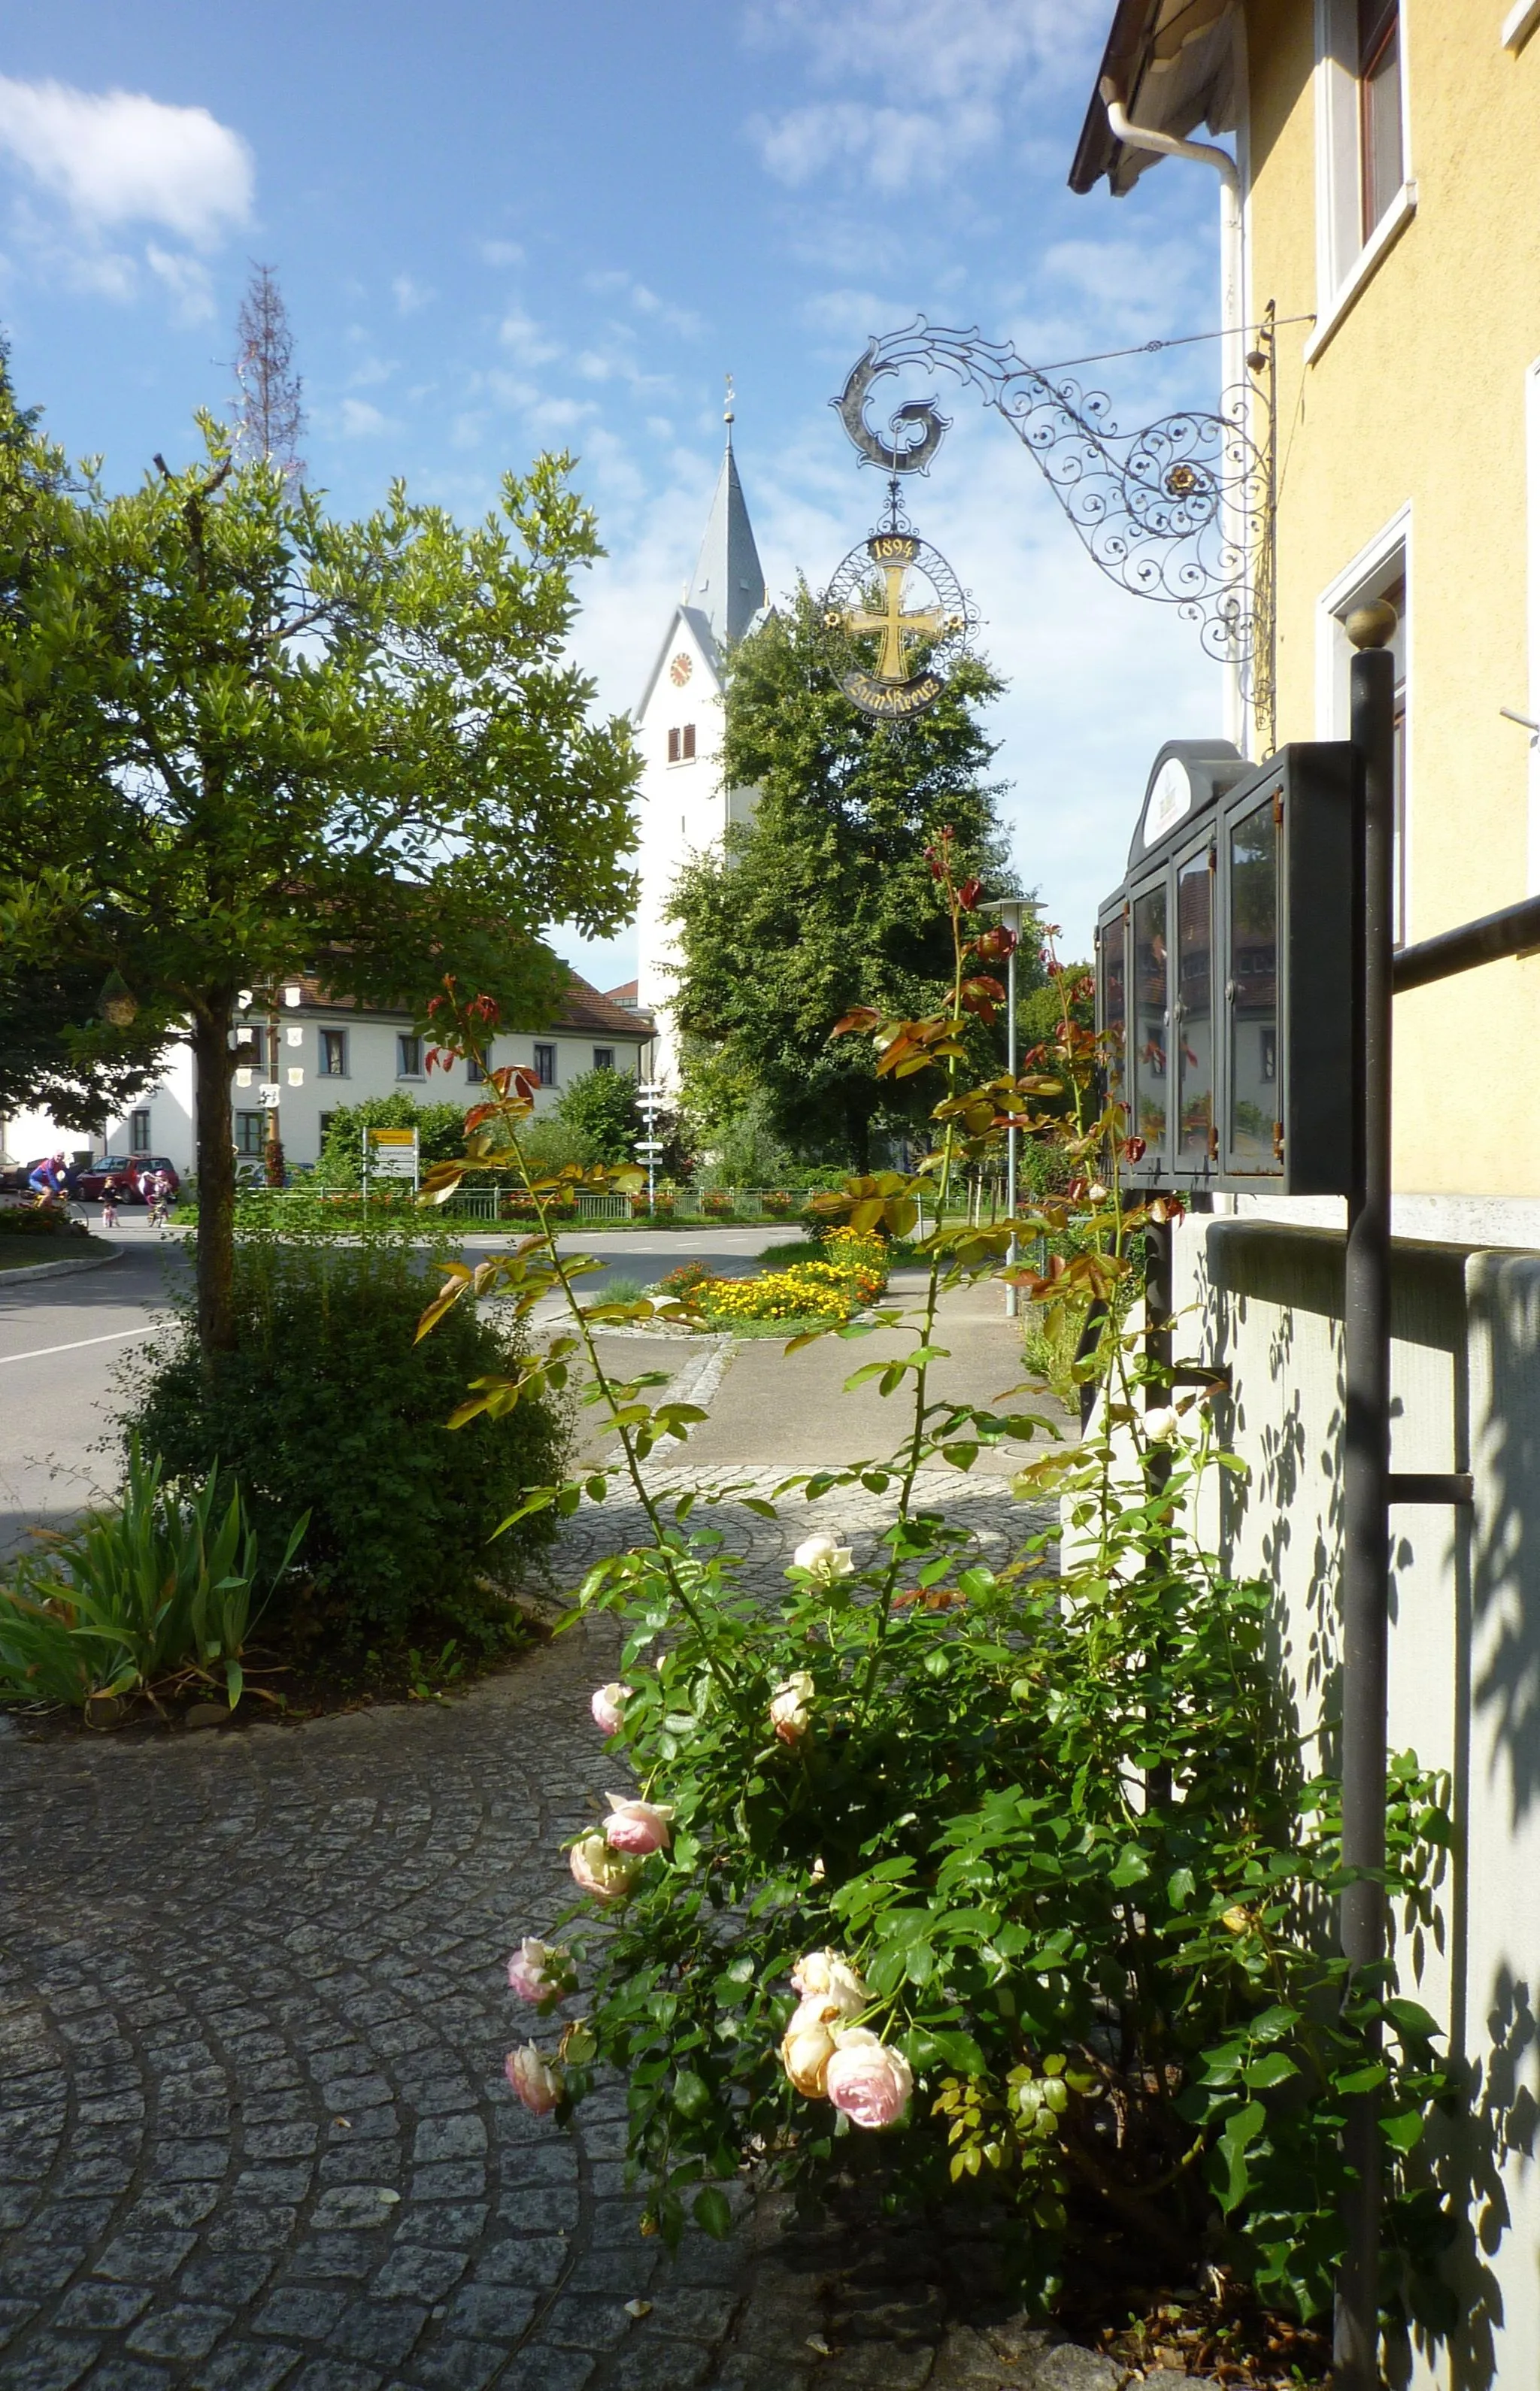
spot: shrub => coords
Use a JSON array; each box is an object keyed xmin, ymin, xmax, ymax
[
  {"xmin": 120, "ymin": 1215, "xmax": 569, "ymax": 1644},
  {"xmin": 444, "ymin": 841, "xmax": 1457, "ymax": 2344},
  {"xmin": 653, "ymin": 1259, "xmax": 715, "ymax": 1300},
  {"xmin": 0, "ymin": 1206, "xmax": 89, "ymax": 1239},
  {"xmin": 0, "ymin": 1444, "xmax": 303, "ymax": 1711},
  {"xmin": 555, "ymin": 1066, "xmax": 639, "ymax": 1163},
  {"xmin": 315, "ymin": 1094, "xmax": 473, "ymax": 1191}
]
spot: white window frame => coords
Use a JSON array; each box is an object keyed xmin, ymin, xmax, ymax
[
  {"xmin": 533, "ymin": 1042, "xmax": 558, "ymax": 1089},
  {"xmin": 593, "ymin": 1046, "xmax": 614, "ymax": 1072},
  {"xmin": 1306, "ymin": 0, "xmax": 1416, "ymax": 365},
  {"xmin": 320, "ymin": 1027, "xmax": 349, "ymax": 1079},
  {"xmin": 396, "ymin": 1032, "xmax": 423, "ymax": 1080},
  {"xmin": 1503, "ymin": 1, "xmax": 1540, "ymax": 56},
  {"xmin": 129, "ymin": 1109, "xmax": 152, "ymax": 1155},
  {"xmin": 234, "ymin": 1111, "xmax": 264, "ymax": 1158},
  {"xmin": 1317, "ymin": 506, "xmax": 1412, "ymax": 941}
]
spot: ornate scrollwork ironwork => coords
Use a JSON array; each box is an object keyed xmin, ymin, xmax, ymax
[{"xmin": 833, "ymin": 318, "xmax": 1275, "ymax": 750}]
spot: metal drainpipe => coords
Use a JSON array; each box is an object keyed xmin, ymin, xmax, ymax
[{"xmin": 1336, "ymin": 604, "xmax": 1399, "ymax": 2391}]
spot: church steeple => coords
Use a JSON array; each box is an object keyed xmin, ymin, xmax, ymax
[{"xmin": 685, "ymin": 377, "xmax": 765, "ymax": 654}]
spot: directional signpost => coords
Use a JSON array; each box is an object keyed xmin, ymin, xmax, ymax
[
  {"xmin": 363, "ymin": 1126, "xmax": 420, "ymax": 1200},
  {"xmin": 635, "ymin": 1082, "xmax": 666, "ymax": 1214}
]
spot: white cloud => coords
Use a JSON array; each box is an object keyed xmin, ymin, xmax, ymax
[
  {"xmin": 339, "ymin": 397, "xmax": 394, "ymax": 438},
  {"xmin": 479, "ymin": 237, "xmax": 525, "ymax": 268},
  {"xmin": 145, "ymin": 243, "xmax": 214, "ymax": 323},
  {"xmin": 393, "ymin": 273, "xmax": 432, "ymax": 315},
  {"xmin": 747, "ymin": 0, "xmax": 1091, "ymax": 189},
  {"xmin": 587, "ymin": 269, "xmax": 702, "ymax": 341},
  {"xmin": 499, "ymin": 306, "xmax": 561, "ymax": 365},
  {"xmin": 0, "ymin": 77, "xmax": 251, "ymax": 244}
]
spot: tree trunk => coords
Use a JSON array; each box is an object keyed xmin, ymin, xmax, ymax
[
  {"xmin": 849, "ymin": 1099, "xmax": 872, "ymax": 1176},
  {"xmin": 192, "ymin": 999, "xmax": 238, "ymax": 1359}
]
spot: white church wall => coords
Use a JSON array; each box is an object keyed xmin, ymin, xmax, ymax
[{"xmin": 634, "ymin": 608, "xmax": 727, "ymax": 1085}]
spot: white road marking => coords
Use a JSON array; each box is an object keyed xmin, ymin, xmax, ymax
[{"xmin": 0, "ymin": 1325, "xmax": 163, "ymax": 1368}]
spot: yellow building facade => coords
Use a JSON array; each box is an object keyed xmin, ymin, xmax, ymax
[
  {"xmin": 1071, "ymin": 12, "xmax": 1540, "ymax": 2384},
  {"xmin": 1076, "ymin": 0, "xmax": 1540, "ymax": 1205}
]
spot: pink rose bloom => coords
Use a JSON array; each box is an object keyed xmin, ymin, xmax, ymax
[
  {"xmin": 505, "ymin": 2043, "xmax": 563, "ymax": 2115},
  {"xmin": 790, "ymin": 1950, "xmax": 865, "ymax": 2018},
  {"xmin": 591, "ymin": 1681, "xmax": 629, "ymax": 1735},
  {"xmin": 569, "ymin": 1830, "xmax": 639, "ymax": 1902},
  {"xmin": 603, "ymin": 1793, "xmax": 673, "ymax": 1856},
  {"xmin": 769, "ymin": 1671, "xmax": 814, "ymax": 1744},
  {"xmin": 826, "ymin": 2029, "xmax": 914, "ymax": 2129},
  {"xmin": 507, "ymin": 1938, "xmax": 573, "ymax": 2003}
]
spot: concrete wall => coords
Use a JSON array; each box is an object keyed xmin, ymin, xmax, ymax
[{"xmin": 1173, "ymin": 1211, "xmax": 1540, "ymax": 2388}]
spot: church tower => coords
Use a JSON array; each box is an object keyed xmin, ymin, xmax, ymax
[{"xmin": 632, "ymin": 389, "xmax": 766, "ymax": 1083}]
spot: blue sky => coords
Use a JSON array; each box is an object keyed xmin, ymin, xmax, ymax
[{"xmin": 0, "ymin": 0, "xmax": 1227, "ymax": 982}]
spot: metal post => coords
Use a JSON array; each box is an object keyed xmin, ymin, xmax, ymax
[{"xmin": 1335, "ymin": 611, "xmax": 1398, "ymax": 2391}]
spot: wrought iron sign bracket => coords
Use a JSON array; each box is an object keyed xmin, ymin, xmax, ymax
[{"xmin": 832, "ymin": 314, "xmax": 1277, "ymax": 753}]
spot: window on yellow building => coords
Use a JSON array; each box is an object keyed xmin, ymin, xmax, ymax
[{"xmin": 1357, "ymin": 0, "xmax": 1403, "ymax": 241}]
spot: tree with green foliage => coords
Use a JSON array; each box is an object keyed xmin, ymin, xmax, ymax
[
  {"xmin": 668, "ymin": 579, "xmax": 1032, "ymax": 1169},
  {"xmin": 0, "ymin": 380, "xmax": 638, "ymax": 1357},
  {"xmin": 555, "ymin": 1065, "xmax": 638, "ymax": 1163},
  {"xmin": 0, "ymin": 947, "xmax": 171, "ymax": 1138}
]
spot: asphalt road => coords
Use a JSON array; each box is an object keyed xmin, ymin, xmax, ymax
[{"xmin": 0, "ymin": 1219, "xmax": 807, "ymax": 1560}]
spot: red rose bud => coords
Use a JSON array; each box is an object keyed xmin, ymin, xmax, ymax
[
  {"xmin": 1123, "ymin": 1135, "xmax": 1147, "ymax": 1162},
  {"xmin": 1066, "ymin": 1177, "xmax": 1089, "ymax": 1202},
  {"xmin": 958, "ymin": 877, "xmax": 983, "ymax": 911},
  {"xmin": 975, "ymin": 926, "xmax": 1017, "ymax": 962}
]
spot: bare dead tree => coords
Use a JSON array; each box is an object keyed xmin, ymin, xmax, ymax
[{"xmin": 231, "ymin": 262, "xmax": 305, "ymax": 481}]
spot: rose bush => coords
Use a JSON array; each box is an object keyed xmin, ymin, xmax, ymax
[{"xmin": 413, "ymin": 855, "xmax": 1459, "ymax": 2343}]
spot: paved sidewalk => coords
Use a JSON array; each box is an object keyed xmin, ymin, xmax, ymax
[{"xmin": 0, "ymin": 1472, "xmax": 1056, "ymax": 2391}]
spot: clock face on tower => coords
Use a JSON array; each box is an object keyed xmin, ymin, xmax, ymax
[{"xmin": 668, "ymin": 651, "xmax": 693, "ymax": 686}]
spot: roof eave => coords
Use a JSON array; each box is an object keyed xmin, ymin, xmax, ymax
[{"xmin": 1069, "ymin": 0, "xmax": 1165, "ymax": 193}]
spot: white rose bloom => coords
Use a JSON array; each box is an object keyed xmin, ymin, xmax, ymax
[
  {"xmin": 790, "ymin": 1950, "xmax": 867, "ymax": 2017},
  {"xmin": 792, "ymin": 1534, "xmax": 855, "ymax": 1584},
  {"xmin": 1142, "ymin": 1406, "xmax": 1179, "ymax": 1441}
]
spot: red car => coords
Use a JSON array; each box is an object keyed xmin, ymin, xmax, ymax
[{"xmin": 74, "ymin": 1155, "xmax": 181, "ymax": 1204}]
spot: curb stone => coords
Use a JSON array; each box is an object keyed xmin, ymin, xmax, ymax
[{"xmin": 0, "ymin": 1242, "xmax": 125, "ymax": 1287}]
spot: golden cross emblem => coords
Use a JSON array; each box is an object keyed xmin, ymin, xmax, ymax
[{"xmin": 838, "ymin": 534, "xmax": 944, "ymax": 683}]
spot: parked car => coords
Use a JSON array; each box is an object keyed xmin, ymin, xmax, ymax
[{"xmin": 74, "ymin": 1156, "xmax": 181, "ymax": 1204}]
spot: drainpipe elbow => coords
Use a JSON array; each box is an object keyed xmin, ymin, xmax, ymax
[{"xmin": 1099, "ymin": 76, "xmax": 1240, "ymax": 208}]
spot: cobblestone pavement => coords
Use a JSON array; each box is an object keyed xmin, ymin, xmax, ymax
[{"xmin": 0, "ymin": 1472, "xmax": 1068, "ymax": 2391}]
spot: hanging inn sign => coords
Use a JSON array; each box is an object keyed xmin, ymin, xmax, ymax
[
  {"xmin": 823, "ymin": 314, "xmax": 1273, "ymax": 738},
  {"xmin": 823, "ymin": 513, "xmax": 972, "ymax": 721}
]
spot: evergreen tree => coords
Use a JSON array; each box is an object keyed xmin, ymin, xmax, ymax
[{"xmin": 669, "ymin": 578, "xmax": 1032, "ymax": 1169}]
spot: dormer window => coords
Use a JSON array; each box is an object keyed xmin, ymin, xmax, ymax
[
  {"xmin": 1358, "ymin": 0, "xmax": 1402, "ymax": 240},
  {"xmin": 668, "ymin": 725, "xmax": 696, "ymax": 763}
]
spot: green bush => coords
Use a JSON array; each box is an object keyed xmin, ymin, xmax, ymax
[
  {"xmin": 556, "ymin": 1065, "xmax": 638, "ymax": 1163},
  {"xmin": 0, "ymin": 1443, "xmax": 303, "ymax": 1710},
  {"xmin": 315, "ymin": 1094, "xmax": 475, "ymax": 1191},
  {"xmin": 0, "ymin": 1205, "xmax": 89, "ymax": 1238},
  {"xmin": 120, "ymin": 1215, "xmax": 570, "ymax": 1644}
]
